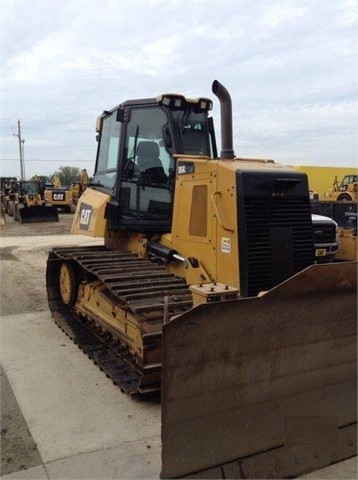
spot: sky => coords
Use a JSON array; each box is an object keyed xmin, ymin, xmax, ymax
[{"xmin": 1, "ymin": 0, "xmax": 357, "ymax": 179}]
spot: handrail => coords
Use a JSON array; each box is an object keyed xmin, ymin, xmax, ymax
[{"xmin": 211, "ymin": 191, "xmax": 234, "ymax": 232}]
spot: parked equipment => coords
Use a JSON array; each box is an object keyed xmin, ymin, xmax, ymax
[
  {"xmin": 311, "ymin": 213, "xmax": 338, "ymax": 262},
  {"xmin": 0, "ymin": 178, "xmax": 10, "ymax": 225},
  {"xmin": 311, "ymin": 200, "xmax": 357, "ymax": 260},
  {"xmin": 44, "ymin": 183, "xmax": 75, "ymax": 213},
  {"xmin": 46, "ymin": 81, "xmax": 356, "ymax": 479},
  {"xmin": 0, "ymin": 177, "xmax": 17, "ymax": 214},
  {"xmin": 71, "ymin": 168, "xmax": 90, "ymax": 205},
  {"xmin": 7, "ymin": 180, "xmax": 59, "ymax": 223},
  {"xmin": 44, "ymin": 170, "xmax": 90, "ymax": 212},
  {"xmin": 324, "ymin": 174, "xmax": 358, "ymax": 201}
]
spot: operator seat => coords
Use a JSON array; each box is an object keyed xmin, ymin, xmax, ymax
[{"xmin": 136, "ymin": 141, "xmax": 167, "ymax": 184}]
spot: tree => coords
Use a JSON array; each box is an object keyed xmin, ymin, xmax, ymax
[
  {"xmin": 30, "ymin": 174, "xmax": 51, "ymax": 195},
  {"xmin": 30, "ymin": 174, "xmax": 51, "ymax": 184},
  {"xmin": 51, "ymin": 166, "xmax": 81, "ymax": 187}
]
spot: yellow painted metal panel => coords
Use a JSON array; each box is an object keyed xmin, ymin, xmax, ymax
[
  {"xmin": 71, "ymin": 187, "xmax": 111, "ymax": 237},
  {"xmin": 215, "ymin": 163, "xmax": 240, "ymax": 289}
]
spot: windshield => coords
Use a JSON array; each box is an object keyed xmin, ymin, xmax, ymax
[
  {"xmin": 341, "ymin": 175, "xmax": 358, "ymax": 185},
  {"xmin": 20, "ymin": 182, "xmax": 38, "ymax": 194}
]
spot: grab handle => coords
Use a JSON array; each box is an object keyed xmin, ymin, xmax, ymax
[{"xmin": 211, "ymin": 191, "xmax": 234, "ymax": 233}]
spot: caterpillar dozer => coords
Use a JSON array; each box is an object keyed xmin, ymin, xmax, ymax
[{"xmin": 46, "ymin": 81, "xmax": 357, "ymax": 479}]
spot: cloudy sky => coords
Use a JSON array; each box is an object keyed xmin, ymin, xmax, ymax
[{"xmin": 1, "ymin": 0, "xmax": 356, "ymax": 179}]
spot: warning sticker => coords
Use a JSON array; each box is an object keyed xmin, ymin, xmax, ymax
[{"xmin": 221, "ymin": 237, "xmax": 231, "ymax": 253}]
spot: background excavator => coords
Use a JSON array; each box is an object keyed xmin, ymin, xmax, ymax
[
  {"xmin": 46, "ymin": 80, "xmax": 356, "ymax": 479},
  {"xmin": 43, "ymin": 170, "xmax": 89, "ymax": 212},
  {"xmin": 43, "ymin": 175, "xmax": 75, "ymax": 213}
]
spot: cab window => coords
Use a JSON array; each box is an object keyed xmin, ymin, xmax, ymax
[
  {"xmin": 93, "ymin": 113, "xmax": 122, "ymax": 190},
  {"xmin": 119, "ymin": 107, "xmax": 174, "ymax": 221}
]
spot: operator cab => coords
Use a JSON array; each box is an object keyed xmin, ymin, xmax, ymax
[
  {"xmin": 340, "ymin": 175, "xmax": 358, "ymax": 187},
  {"xmin": 91, "ymin": 94, "xmax": 217, "ymax": 232},
  {"xmin": 19, "ymin": 181, "xmax": 39, "ymax": 195}
]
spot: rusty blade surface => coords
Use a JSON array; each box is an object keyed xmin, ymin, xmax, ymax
[{"xmin": 161, "ymin": 261, "xmax": 357, "ymax": 479}]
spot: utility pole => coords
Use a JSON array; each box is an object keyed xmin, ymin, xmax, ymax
[{"xmin": 13, "ymin": 120, "xmax": 26, "ymax": 180}]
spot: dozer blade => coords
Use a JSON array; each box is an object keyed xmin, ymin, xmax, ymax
[
  {"xmin": 18, "ymin": 206, "xmax": 59, "ymax": 223},
  {"xmin": 161, "ymin": 261, "xmax": 357, "ymax": 479}
]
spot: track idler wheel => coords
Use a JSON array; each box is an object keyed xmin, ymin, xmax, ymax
[{"xmin": 59, "ymin": 262, "xmax": 77, "ymax": 306}]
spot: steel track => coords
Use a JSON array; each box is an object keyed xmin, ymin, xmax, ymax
[{"xmin": 46, "ymin": 245, "xmax": 193, "ymax": 394}]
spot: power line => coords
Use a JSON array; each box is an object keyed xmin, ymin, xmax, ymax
[{"xmin": 1, "ymin": 159, "xmax": 94, "ymax": 163}]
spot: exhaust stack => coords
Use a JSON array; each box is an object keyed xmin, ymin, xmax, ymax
[{"xmin": 212, "ymin": 80, "xmax": 235, "ymax": 160}]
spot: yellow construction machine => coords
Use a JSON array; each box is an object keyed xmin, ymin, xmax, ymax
[
  {"xmin": 325, "ymin": 174, "xmax": 358, "ymax": 201},
  {"xmin": 312, "ymin": 173, "xmax": 357, "ymax": 261},
  {"xmin": 1, "ymin": 176, "xmax": 17, "ymax": 214},
  {"xmin": 46, "ymin": 81, "xmax": 357, "ymax": 479},
  {"xmin": 43, "ymin": 170, "xmax": 90, "ymax": 212},
  {"xmin": 7, "ymin": 180, "xmax": 59, "ymax": 223},
  {"xmin": 43, "ymin": 181, "xmax": 75, "ymax": 213},
  {"xmin": 70, "ymin": 168, "xmax": 90, "ymax": 206}
]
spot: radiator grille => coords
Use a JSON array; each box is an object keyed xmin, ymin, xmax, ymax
[
  {"xmin": 313, "ymin": 223, "xmax": 336, "ymax": 244},
  {"xmin": 237, "ymin": 171, "xmax": 314, "ymax": 297}
]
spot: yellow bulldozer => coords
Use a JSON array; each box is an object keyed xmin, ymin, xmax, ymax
[
  {"xmin": 46, "ymin": 81, "xmax": 356, "ymax": 479},
  {"xmin": 6, "ymin": 180, "xmax": 59, "ymax": 223}
]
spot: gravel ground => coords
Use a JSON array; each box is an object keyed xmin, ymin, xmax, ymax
[{"xmin": 0, "ymin": 209, "xmax": 74, "ymax": 237}]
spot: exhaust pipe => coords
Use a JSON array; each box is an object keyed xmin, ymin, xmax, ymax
[{"xmin": 212, "ymin": 80, "xmax": 235, "ymax": 160}]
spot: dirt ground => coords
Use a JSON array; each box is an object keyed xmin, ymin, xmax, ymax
[
  {"xmin": 0, "ymin": 209, "xmax": 74, "ymax": 238},
  {"xmin": 0, "ymin": 212, "xmax": 79, "ymax": 475}
]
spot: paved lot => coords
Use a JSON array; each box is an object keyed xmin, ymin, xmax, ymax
[
  {"xmin": 0, "ymin": 214, "xmax": 356, "ymax": 479},
  {"xmin": 0, "ymin": 216, "xmax": 161, "ymax": 479}
]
